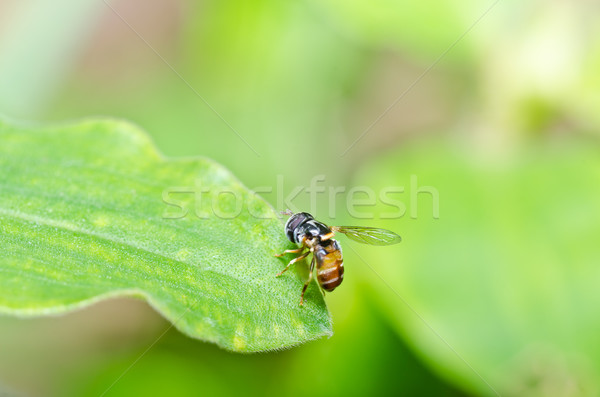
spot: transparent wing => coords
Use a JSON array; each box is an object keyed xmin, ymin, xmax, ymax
[{"xmin": 331, "ymin": 226, "xmax": 402, "ymax": 246}]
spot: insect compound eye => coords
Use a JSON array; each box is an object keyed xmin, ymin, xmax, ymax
[{"xmin": 284, "ymin": 212, "xmax": 313, "ymax": 243}]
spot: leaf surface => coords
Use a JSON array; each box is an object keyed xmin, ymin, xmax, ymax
[{"xmin": 0, "ymin": 118, "xmax": 332, "ymax": 352}]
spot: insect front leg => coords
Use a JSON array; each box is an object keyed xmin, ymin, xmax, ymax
[
  {"xmin": 276, "ymin": 251, "xmax": 309, "ymax": 277},
  {"xmin": 274, "ymin": 247, "xmax": 304, "ymax": 257},
  {"xmin": 299, "ymin": 256, "xmax": 316, "ymax": 306}
]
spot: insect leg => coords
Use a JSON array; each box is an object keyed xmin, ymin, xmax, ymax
[
  {"xmin": 276, "ymin": 251, "xmax": 309, "ymax": 277},
  {"xmin": 299, "ymin": 256, "xmax": 316, "ymax": 306},
  {"xmin": 274, "ymin": 247, "xmax": 304, "ymax": 257}
]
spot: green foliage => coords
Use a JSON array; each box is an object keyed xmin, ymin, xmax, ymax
[
  {"xmin": 313, "ymin": 0, "xmax": 471, "ymax": 60},
  {"xmin": 3, "ymin": 0, "xmax": 600, "ymax": 395},
  {"xmin": 350, "ymin": 142, "xmax": 600, "ymax": 395},
  {"xmin": 73, "ymin": 295, "xmax": 465, "ymax": 397},
  {"xmin": 0, "ymin": 118, "xmax": 331, "ymax": 352}
]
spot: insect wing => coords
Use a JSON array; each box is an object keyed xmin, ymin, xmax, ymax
[{"xmin": 332, "ymin": 226, "xmax": 402, "ymax": 246}]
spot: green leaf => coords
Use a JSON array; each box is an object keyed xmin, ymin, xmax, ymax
[
  {"xmin": 312, "ymin": 0, "xmax": 471, "ymax": 61},
  {"xmin": 349, "ymin": 142, "xmax": 600, "ymax": 395},
  {"xmin": 0, "ymin": 117, "xmax": 332, "ymax": 352}
]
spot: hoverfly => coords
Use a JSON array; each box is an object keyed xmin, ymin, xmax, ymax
[{"xmin": 275, "ymin": 211, "xmax": 401, "ymax": 305}]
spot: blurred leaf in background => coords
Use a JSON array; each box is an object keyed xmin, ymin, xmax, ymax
[
  {"xmin": 349, "ymin": 141, "xmax": 600, "ymax": 396},
  {"xmin": 0, "ymin": 0, "xmax": 104, "ymax": 116},
  {"xmin": 72, "ymin": 291, "xmax": 467, "ymax": 397}
]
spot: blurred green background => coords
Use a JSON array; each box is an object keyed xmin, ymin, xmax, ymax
[{"xmin": 1, "ymin": 0, "xmax": 600, "ymax": 396}]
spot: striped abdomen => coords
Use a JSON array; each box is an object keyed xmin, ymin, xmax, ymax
[{"xmin": 314, "ymin": 239, "xmax": 344, "ymax": 292}]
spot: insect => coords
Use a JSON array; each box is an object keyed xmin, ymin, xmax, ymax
[{"xmin": 275, "ymin": 211, "xmax": 401, "ymax": 305}]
